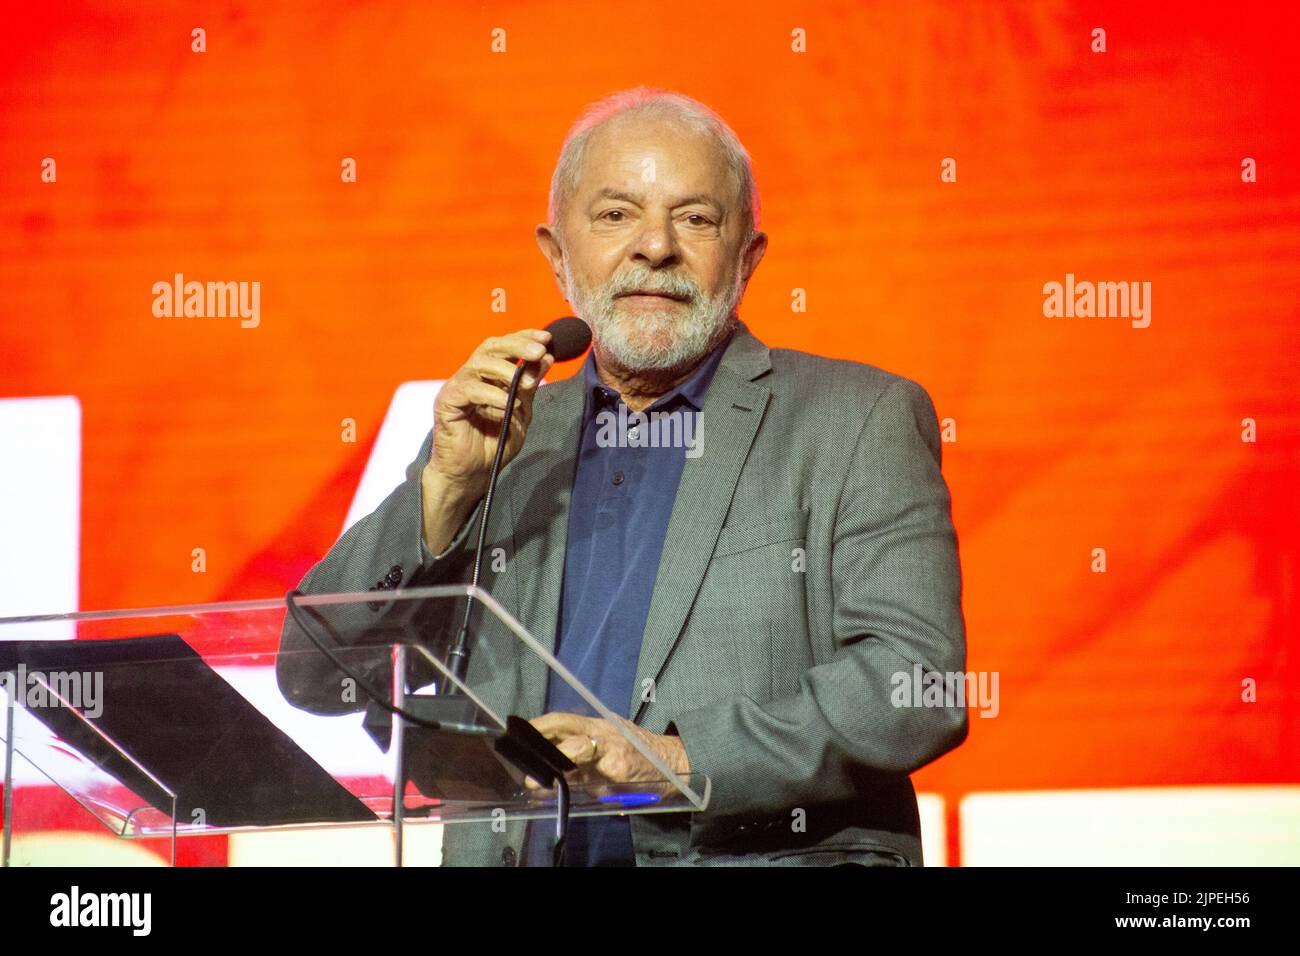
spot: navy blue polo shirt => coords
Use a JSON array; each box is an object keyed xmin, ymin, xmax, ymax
[{"xmin": 524, "ymin": 331, "xmax": 731, "ymax": 866}]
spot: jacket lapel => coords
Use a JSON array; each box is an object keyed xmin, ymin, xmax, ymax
[
  {"xmin": 501, "ymin": 327, "xmax": 773, "ymax": 721},
  {"xmin": 629, "ymin": 327, "xmax": 772, "ymax": 720},
  {"xmin": 507, "ymin": 373, "xmax": 585, "ymax": 716}
]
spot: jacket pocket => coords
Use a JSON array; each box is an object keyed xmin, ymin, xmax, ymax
[{"xmin": 712, "ymin": 511, "xmax": 808, "ymax": 557}]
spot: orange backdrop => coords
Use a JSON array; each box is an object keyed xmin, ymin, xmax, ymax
[{"xmin": 2, "ymin": 1, "xmax": 1297, "ymax": 862}]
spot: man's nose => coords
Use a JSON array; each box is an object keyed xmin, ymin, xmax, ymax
[{"xmin": 628, "ymin": 213, "xmax": 680, "ymax": 268}]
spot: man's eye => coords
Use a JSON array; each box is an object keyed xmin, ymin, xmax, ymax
[
  {"xmin": 600, "ymin": 209, "xmax": 627, "ymax": 222},
  {"xmin": 685, "ymin": 214, "xmax": 714, "ymax": 226}
]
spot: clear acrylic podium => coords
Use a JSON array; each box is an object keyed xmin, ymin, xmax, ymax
[{"xmin": 0, "ymin": 585, "xmax": 709, "ymax": 866}]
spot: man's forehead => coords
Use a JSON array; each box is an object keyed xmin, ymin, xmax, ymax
[{"xmin": 577, "ymin": 117, "xmax": 736, "ymax": 199}]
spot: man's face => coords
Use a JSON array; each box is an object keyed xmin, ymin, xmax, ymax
[{"xmin": 539, "ymin": 116, "xmax": 766, "ymax": 374}]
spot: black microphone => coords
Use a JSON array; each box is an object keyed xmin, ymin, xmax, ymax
[
  {"xmin": 543, "ymin": 315, "xmax": 593, "ymax": 363},
  {"xmin": 443, "ymin": 316, "xmax": 591, "ymax": 688}
]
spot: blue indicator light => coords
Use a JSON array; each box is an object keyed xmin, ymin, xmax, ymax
[{"xmin": 598, "ymin": 792, "xmax": 661, "ymax": 807}]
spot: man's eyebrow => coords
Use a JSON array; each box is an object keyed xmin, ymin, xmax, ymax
[
  {"xmin": 591, "ymin": 188, "xmax": 643, "ymax": 205},
  {"xmin": 669, "ymin": 193, "xmax": 724, "ymax": 210},
  {"xmin": 589, "ymin": 187, "xmax": 725, "ymax": 210}
]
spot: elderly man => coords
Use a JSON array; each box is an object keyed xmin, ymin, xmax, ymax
[{"xmin": 278, "ymin": 87, "xmax": 967, "ymax": 866}]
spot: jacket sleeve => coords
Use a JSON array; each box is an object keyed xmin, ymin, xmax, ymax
[
  {"xmin": 275, "ymin": 429, "xmax": 481, "ymax": 714},
  {"xmin": 667, "ymin": 377, "xmax": 968, "ymax": 837}
]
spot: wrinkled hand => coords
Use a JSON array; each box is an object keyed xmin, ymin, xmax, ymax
[
  {"xmin": 429, "ymin": 328, "xmax": 555, "ymax": 490},
  {"xmin": 523, "ymin": 712, "xmax": 690, "ymax": 790},
  {"xmin": 420, "ymin": 328, "xmax": 554, "ymax": 554}
]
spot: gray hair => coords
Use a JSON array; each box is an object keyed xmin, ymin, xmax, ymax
[{"xmin": 547, "ymin": 87, "xmax": 761, "ymax": 239}]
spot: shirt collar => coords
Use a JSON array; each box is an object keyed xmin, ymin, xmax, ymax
[{"xmin": 581, "ymin": 327, "xmax": 736, "ymax": 418}]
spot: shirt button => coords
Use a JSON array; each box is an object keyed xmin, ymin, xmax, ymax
[{"xmin": 612, "ymin": 470, "xmax": 625, "ymax": 486}]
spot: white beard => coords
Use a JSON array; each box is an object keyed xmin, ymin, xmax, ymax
[{"xmin": 563, "ymin": 258, "xmax": 745, "ymax": 373}]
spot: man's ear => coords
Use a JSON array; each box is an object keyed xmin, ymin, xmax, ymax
[
  {"xmin": 535, "ymin": 223, "xmax": 568, "ymax": 299},
  {"xmin": 742, "ymin": 230, "xmax": 768, "ymax": 283}
]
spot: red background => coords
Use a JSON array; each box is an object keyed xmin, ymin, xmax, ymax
[{"xmin": 2, "ymin": 1, "xmax": 1297, "ymax": 863}]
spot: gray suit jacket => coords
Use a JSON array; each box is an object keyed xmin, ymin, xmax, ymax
[{"xmin": 277, "ymin": 323, "xmax": 967, "ymax": 866}]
